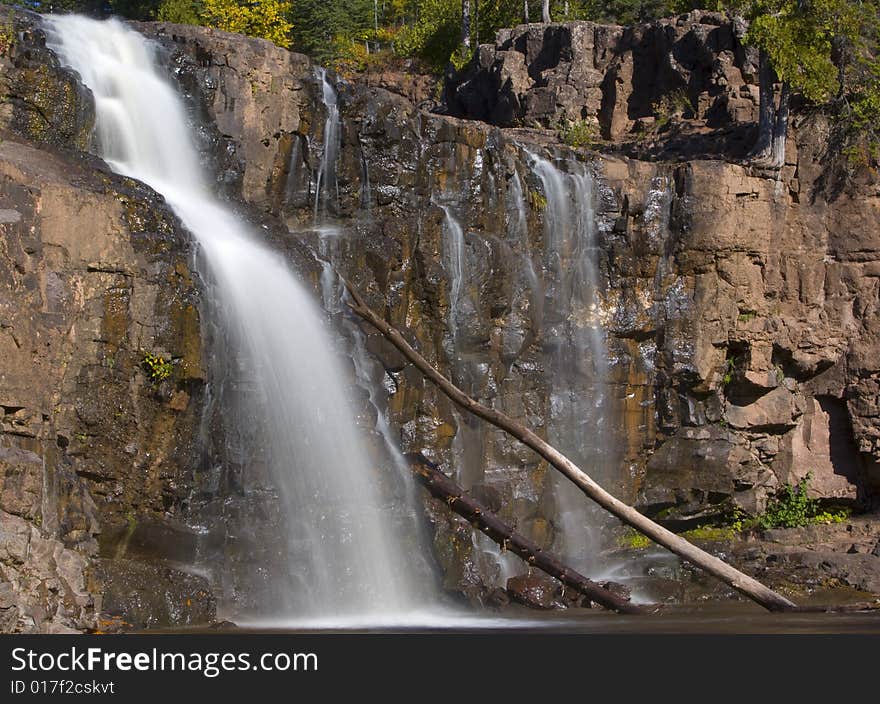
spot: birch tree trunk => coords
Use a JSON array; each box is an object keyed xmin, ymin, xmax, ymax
[
  {"xmin": 342, "ymin": 279, "xmax": 798, "ymax": 613},
  {"xmin": 542, "ymin": 0, "xmax": 550, "ymax": 23},
  {"xmin": 750, "ymin": 49, "xmax": 776, "ymax": 163},
  {"xmin": 770, "ymin": 81, "xmax": 791, "ymax": 169}
]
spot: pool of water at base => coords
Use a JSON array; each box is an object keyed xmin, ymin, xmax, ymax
[{"xmin": 158, "ymin": 600, "xmax": 880, "ymax": 634}]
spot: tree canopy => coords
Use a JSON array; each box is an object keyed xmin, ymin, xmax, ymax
[
  {"xmin": 200, "ymin": 0, "xmax": 293, "ymax": 46},
  {"xmin": 730, "ymin": 0, "xmax": 879, "ymax": 164}
]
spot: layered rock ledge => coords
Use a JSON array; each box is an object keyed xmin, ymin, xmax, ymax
[{"xmin": 1, "ymin": 10, "xmax": 878, "ymax": 628}]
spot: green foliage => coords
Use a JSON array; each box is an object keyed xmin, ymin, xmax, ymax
[
  {"xmin": 681, "ymin": 524, "xmax": 738, "ymax": 541},
  {"xmin": 722, "ymin": 356, "xmax": 735, "ymax": 387},
  {"xmin": 757, "ymin": 473, "xmax": 850, "ymax": 529},
  {"xmin": 744, "ymin": 1, "xmax": 838, "ymax": 103},
  {"xmin": 141, "ymin": 352, "xmax": 174, "ymax": 383},
  {"xmin": 759, "ymin": 477, "xmax": 815, "ymax": 528},
  {"xmin": 618, "ymin": 529, "xmax": 652, "ymax": 549},
  {"xmin": 156, "ymin": 0, "xmax": 203, "ymax": 25},
  {"xmin": 394, "ymin": 0, "xmax": 461, "ymax": 71},
  {"xmin": 652, "ymin": 87, "xmax": 694, "ymax": 129},
  {"xmin": 0, "ymin": 7, "xmax": 12, "ymax": 58},
  {"xmin": 333, "ymin": 32, "xmax": 387, "ymax": 73},
  {"xmin": 575, "ymin": 0, "xmax": 704, "ymax": 25},
  {"xmin": 558, "ymin": 118, "xmax": 599, "ymax": 148},
  {"xmin": 733, "ymin": 0, "xmax": 880, "ymax": 163},
  {"xmin": 201, "ymin": 0, "xmax": 293, "ymax": 47},
  {"xmin": 109, "ymin": 0, "xmax": 163, "ymax": 20},
  {"xmin": 449, "ymin": 44, "xmax": 473, "ymax": 71},
  {"xmin": 290, "ymin": 0, "xmax": 375, "ymax": 65},
  {"xmin": 528, "ymin": 189, "xmax": 547, "ymax": 212}
]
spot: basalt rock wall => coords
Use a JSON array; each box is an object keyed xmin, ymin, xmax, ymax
[
  {"xmin": 445, "ymin": 11, "xmax": 761, "ymax": 147},
  {"xmin": 141, "ymin": 18, "xmax": 880, "ymax": 601},
  {"xmin": 2, "ymin": 10, "xmax": 878, "ymax": 624},
  {"xmin": 0, "ymin": 12, "xmax": 213, "ymax": 631}
]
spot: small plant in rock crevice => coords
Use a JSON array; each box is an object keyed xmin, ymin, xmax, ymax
[
  {"xmin": 141, "ymin": 352, "xmax": 174, "ymax": 384},
  {"xmin": 558, "ymin": 118, "xmax": 598, "ymax": 149},
  {"xmin": 652, "ymin": 88, "xmax": 695, "ymax": 131},
  {"xmin": 528, "ymin": 190, "xmax": 547, "ymax": 212},
  {"xmin": 722, "ymin": 356, "xmax": 736, "ymax": 387},
  {"xmin": 656, "ymin": 489, "xmax": 851, "ymax": 546},
  {"xmin": 0, "ymin": 9, "xmax": 13, "ymax": 58},
  {"xmin": 617, "ymin": 529, "xmax": 651, "ymax": 549}
]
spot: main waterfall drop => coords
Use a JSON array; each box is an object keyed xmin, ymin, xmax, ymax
[{"xmin": 46, "ymin": 15, "xmax": 434, "ymax": 624}]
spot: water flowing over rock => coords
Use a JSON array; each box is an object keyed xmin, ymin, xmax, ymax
[
  {"xmin": 45, "ymin": 15, "xmax": 437, "ymax": 625},
  {"xmin": 1, "ymin": 9, "xmax": 879, "ymax": 628},
  {"xmin": 135, "ymin": 16, "xmax": 878, "ymax": 600}
]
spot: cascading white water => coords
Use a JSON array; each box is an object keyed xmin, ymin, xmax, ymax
[
  {"xmin": 437, "ymin": 204, "xmax": 518, "ymax": 588},
  {"xmin": 440, "ymin": 205, "xmax": 466, "ymax": 347},
  {"xmin": 46, "ymin": 15, "xmax": 430, "ymax": 624},
  {"xmin": 314, "ymin": 67, "xmax": 341, "ymax": 220},
  {"xmin": 507, "ymin": 170, "xmax": 543, "ymax": 339},
  {"xmin": 527, "ymin": 151, "xmax": 615, "ymax": 575}
]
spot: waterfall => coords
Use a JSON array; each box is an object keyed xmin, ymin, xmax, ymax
[
  {"xmin": 314, "ymin": 67, "xmax": 341, "ymax": 220},
  {"xmin": 440, "ymin": 205, "xmax": 467, "ymax": 355},
  {"xmin": 46, "ymin": 15, "xmax": 432, "ymax": 624},
  {"xmin": 507, "ymin": 170, "xmax": 543, "ymax": 341},
  {"xmin": 526, "ymin": 151, "xmax": 615, "ymax": 575}
]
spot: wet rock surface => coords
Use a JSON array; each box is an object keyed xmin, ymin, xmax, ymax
[
  {"xmin": 140, "ymin": 15, "xmax": 880, "ymax": 608},
  {"xmin": 1, "ymin": 8, "xmax": 879, "ymax": 627},
  {"xmin": 96, "ymin": 558, "xmax": 216, "ymax": 630},
  {"xmin": 0, "ymin": 14, "xmax": 207, "ymax": 631}
]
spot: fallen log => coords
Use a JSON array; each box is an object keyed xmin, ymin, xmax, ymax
[
  {"xmin": 342, "ymin": 278, "xmax": 797, "ymax": 612},
  {"xmin": 407, "ymin": 453, "xmax": 644, "ymax": 614}
]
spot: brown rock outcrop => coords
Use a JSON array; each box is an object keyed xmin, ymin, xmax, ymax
[
  {"xmin": 140, "ymin": 17, "xmax": 880, "ymax": 601},
  {"xmin": 445, "ymin": 11, "xmax": 760, "ymax": 147},
  {"xmin": 0, "ymin": 15, "xmax": 210, "ymax": 631}
]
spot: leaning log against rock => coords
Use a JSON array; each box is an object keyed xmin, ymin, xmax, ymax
[
  {"xmin": 342, "ymin": 278, "xmax": 797, "ymax": 613},
  {"xmin": 407, "ymin": 453, "xmax": 644, "ymax": 614}
]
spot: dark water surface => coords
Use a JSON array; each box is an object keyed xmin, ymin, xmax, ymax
[{"xmin": 168, "ymin": 602, "xmax": 880, "ymax": 634}]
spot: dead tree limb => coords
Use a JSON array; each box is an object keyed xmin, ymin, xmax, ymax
[
  {"xmin": 407, "ymin": 453, "xmax": 645, "ymax": 614},
  {"xmin": 342, "ymin": 279, "xmax": 797, "ymax": 612}
]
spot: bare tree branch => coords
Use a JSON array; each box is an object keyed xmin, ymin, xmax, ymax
[{"xmin": 342, "ymin": 277, "xmax": 797, "ymax": 613}]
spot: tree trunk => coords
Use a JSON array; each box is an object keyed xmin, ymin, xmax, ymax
[
  {"xmin": 474, "ymin": 0, "xmax": 479, "ymax": 47},
  {"xmin": 342, "ymin": 279, "xmax": 798, "ymax": 613},
  {"xmin": 461, "ymin": 0, "xmax": 471, "ymax": 51},
  {"xmin": 749, "ymin": 49, "xmax": 776, "ymax": 163},
  {"xmin": 524, "ymin": 0, "xmax": 529, "ymax": 23},
  {"xmin": 542, "ymin": 0, "xmax": 550, "ymax": 23},
  {"xmin": 770, "ymin": 81, "xmax": 790, "ymax": 169},
  {"xmin": 408, "ymin": 454, "xmax": 644, "ymax": 614},
  {"xmin": 749, "ymin": 49, "xmax": 789, "ymax": 169}
]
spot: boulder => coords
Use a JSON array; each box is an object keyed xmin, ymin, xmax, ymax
[{"xmin": 725, "ymin": 386, "xmax": 805, "ymax": 431}]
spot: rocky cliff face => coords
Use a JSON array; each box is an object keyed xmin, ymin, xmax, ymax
[
  {"xmin": 445, "ymin": 12, "xmax": 762, "ymax": 154},
  {"xmin": 141, "ymin": 15, "xmax": 880, "ymax": 604},
  {"xmin": 2, "ymin": 9, "xmax": 878, "ymax": 628},
  {"xmin": 0, "ymin": 13, "xmax": 213, "ymax": 631}
]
